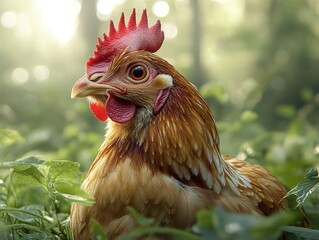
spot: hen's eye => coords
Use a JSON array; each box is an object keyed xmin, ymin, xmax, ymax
[{"xmin": 128, "ymin": 65, "xmax": 148, "ymax": 81}]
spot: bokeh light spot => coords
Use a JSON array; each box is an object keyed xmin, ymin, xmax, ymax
[
  {"xmin": 163, "ymin": 23, "xmax": 178, "ymax": 39},
  {"xmin": 33, "ymin": 65, "xmax": 50, "ymax": 81},
  {"xmin": 225, "ymin": 222, "xmax": 242, "ymax": 233},
  {"xmin": 11, "ymin": 68, "xmax": 29, "ymax": 84},
  {"xmin": 97, "ymin": 0, "xmax": 114, "ymax": 17},
  {"xmin": 1, "ymin": 11, "xmax": 17, "ymax": 28},
  {"xmin": 237, "ymin": 152, "xmax": 247, "ymax": 160},
  {"xmin": 96, "ymin": 0, "xmax": 125, "ymax": 20},
  {"xmin": 152, "ymin": 1, "xmax": 170, "ymax": 18}
]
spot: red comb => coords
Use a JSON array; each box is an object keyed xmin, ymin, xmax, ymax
[{"xmin": 86, "ymin": 9, "xmax": 164, "ymax": 78}]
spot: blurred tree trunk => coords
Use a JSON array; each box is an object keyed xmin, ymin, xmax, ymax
[
  {"xmin": 79, "ymin": 0, "xmax": 99, "ymax": 49},
  {"xmin": 190, "ymin": 0, "xmax": 206, "ymax": 87}
]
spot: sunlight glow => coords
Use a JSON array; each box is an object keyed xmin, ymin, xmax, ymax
[
  {"xmin": 15, "ymin": 14, "xmax": 32, "ymax": 37},
  {"xmin": 152, "ymin": 1, "xmax": 170, "ymax": 18},
  {"xmin": 211, "ymin": 0, "xmax": 228, "ymax": 3},
  {"xmin": 37, "ymin": 0, "xmax": 81, "ymax": 44}
]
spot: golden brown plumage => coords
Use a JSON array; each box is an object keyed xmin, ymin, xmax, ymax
[{"xmin": 70, "ymin": 10, "xmax": 287, "ymax": 240}]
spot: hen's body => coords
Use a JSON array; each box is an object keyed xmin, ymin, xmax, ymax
[{"xmin": 71, "ymin": 52, "xmax": 287, "ymax": 239}]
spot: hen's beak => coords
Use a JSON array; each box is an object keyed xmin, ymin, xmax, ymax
[{"xmin": 71, "ymin": 75, "xmax": 121, "ymax": 98}]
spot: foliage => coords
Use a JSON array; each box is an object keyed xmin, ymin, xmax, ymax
[
  {"xmin": 285, "ymin": 168, "xmax": 319, "ymax": 207},
  {"xmin": 194, "ymin": 207, "xmax": 294, "ymax": 240}
]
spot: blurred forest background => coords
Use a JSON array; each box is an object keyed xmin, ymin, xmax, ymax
[
  {"xmin": 0, "ymin": 0, "xmax": 319, "ymax": 238},
  {"xmin": 1, "ymin": 0, "xmax": 318, "ymax": 181}
]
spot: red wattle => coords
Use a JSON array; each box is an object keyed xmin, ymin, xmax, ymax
[
  {"xmin": 106, "ymin": 94, "xmax": 136, "ymax": 123},
  {"xmin": 89, "ymin": 102, "xmax": 108, "ymax": 122}
]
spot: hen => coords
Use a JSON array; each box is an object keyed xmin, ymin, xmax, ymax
[{"xmin": 70, "ymin": 9, "xmax": 287, "ymax": 239}]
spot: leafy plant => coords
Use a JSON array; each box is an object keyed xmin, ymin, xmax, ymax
[
  {"xmin": 194, "ymin": 206, "xmax": 295, "ymax": 240},
  {"xmin": 0, "ymin": 156, "xmax": 94, "ymax": 239}
]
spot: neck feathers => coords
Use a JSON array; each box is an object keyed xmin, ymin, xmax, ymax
[{"xmin": 98, "ymin": 71, "xmax": 251, "ymax": 194}]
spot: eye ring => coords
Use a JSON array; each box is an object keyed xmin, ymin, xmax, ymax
[{"xmin": 128, "ymin": 64, "xmax": 149, "ymax": 82}]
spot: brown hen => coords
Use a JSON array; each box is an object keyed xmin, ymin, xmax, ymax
[{"xmin": 70, "ymin": 9, "xmax": 287, "ymax": 240}]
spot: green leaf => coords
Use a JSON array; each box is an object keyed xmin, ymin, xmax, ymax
[
  {"xmin": 0, "ymin": 222, "xmax": 42, "ymax": 232},
  {"xmin": 305, "ymin": 168, "xmax": 319, "ymax": 179},
  {"xmin": 282, "ymin": 226, "xmax": 319, "ymax": 239},
  {"xmin": 57, "ymin": 192, "xmax": 95, "ymax": 206},
  {"xmin": 0, "ymin": 205, "xmax": 53, "ymax": 223},
  {"xmin": 42, "ymin": 160, "xmax": 80, "ymax": 180},
  {"xmin": 251, "ymin": 211, "xmax": 296, "ymax": 240},
  {"xmin": 54, "ymin": 181, "xmax": 85, "ymax": 195},
  {"xmin": 8, "ymin": 205, "xmax": 45, "ymax": 223},
  {"xmin": 54, "ymin": 181, "xmax": 95, "ymax": 206},
  {"xmin": 16, "ymin": 232, "xmax": 51, "ymax": 240},
  {"xmin": 12, "ymin": 165, "xmax": 45, "ymax": 187},
  {"xmin": 91, "ymin": 218, "xmax": 107, "ymax": 240},
  {"xmin": 285, "ymin": 168, "xmax": 319, "ymax": 207},
  {"xmin": 124, "ymin": 208, "xmax": 198, "ymax": 240},
  {"xmin": 0, "ymin": 156, "xmax": 44, "ymax": 169}
]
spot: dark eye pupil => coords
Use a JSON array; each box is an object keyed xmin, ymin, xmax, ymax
[{"xmin": 132, "ymin": 66, "xmax": 144, "ymax": 78}]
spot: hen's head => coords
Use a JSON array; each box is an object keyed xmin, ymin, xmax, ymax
[{"xmin": 71, "ymin": 9, "xmax": 173, "ymax": 124}]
